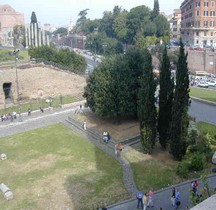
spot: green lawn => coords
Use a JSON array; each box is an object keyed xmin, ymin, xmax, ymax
[
  {"xmin": 197, "ymin": 122, "xmax": 216, "ymax": 144},
  {"xmin": 124, "ymin": 146, "xmax": 183, "ymax": 191},
  {"xmin": 0, "ymin": 124, "xmax": 128, "ymax": 210},
  {"xmin": 190, "ymin": 87, "xmax": 216, "ymax": 102}
]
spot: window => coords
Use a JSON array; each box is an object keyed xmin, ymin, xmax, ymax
[
  {"xmin": 204, "ymin": 2, "xmax": 209, "ymax": 6},
  {"xmin": 196, "ymin": 2, "xmax": 201, "ymax": 6},
  {"xmin": 204, "ymin": 11, "xmax": 209, "ymax": 16},
  {"xmin": 204, "ymin": 21, "xmax": 208, "ymax": 27},
  {"xmin": 196, "ymin": 32, "xmax": 199, "ymax": 36},
  {"xmin": 0, "ymin": 22, "xmax": 1, "ymax": 31},
  {"xmin": 212, "ymin": 1, "xmax": 214, "ymax": 7},
  {"xmin": 204, "ymin": 31, "xmax": 207, "ymax": 36},
  {"xmin": 195, "ymin": 21, "xmax": 200, "ymax": 27},
  {"xmin": 211, "ymin": 32, "xmax": 214, "ymax": 36},
  {"xmin": 210, "ymin": 11, "xmax": 215, "ymax": 16},
  {"xmin": 196, "ymin": 10, "xmax": 200, "ymax": 16},
  {"xmin": 210, "ymin": 21, "xmax": 215, "ymax": 27}
]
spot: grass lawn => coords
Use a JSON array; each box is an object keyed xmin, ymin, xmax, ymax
[
  {"xmin": 124, "ymin": 145, "xmax": 183, "ymax": 191},
  {"xmin": 197, "ymin": 122, "xmax": 216, "ymax": 142},
  {"xmin": 190, "ymin": 87, "xmax": 216, "ymax": 102},
  {"xmin": 0, "ymin": 124, "xmax": 128, "ymax": 210}
]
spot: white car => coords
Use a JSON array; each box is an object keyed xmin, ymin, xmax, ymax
[
  {"xmin": 207, "ymin": 80, "xmax": 216, "ymax": 87},
  {"xmin": 198, "ymin": 82, "xmax": 209, "ymax": 88}
]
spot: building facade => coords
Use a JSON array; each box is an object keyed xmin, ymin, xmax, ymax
[
  {"xmin": 180, "ymin": 0, "xmax": 216, "ymax": 47},
  {"xmin": 0, "ymin": 4, "xmax": 24, "ymax": 46},
  {"xmin": 170, "ymin": 9, "xmax": 182, "ymax": 41}
]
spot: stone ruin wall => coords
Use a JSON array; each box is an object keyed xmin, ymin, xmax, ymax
[{"xmin": 0, "ymin": 64, "xmax": 86, "ymax": 109}]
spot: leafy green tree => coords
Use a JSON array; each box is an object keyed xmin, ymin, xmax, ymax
[
  {"xmin": 126, "ymin": 5, "xmax": 151, "ymax": 44},
  {"xmin": 28, "ymin": 46, "xmax": 86, "ymax": 72},
  {"xmin": 169, "ymin": 40, "xmax": 190, "ymax": 160},
  {"xmin": 113, "ymin": 10, "xmax": 128, "ymax": 42},
  {"xmin": 151, "ymin": 0, "xmax": 160, "ymax": 20},
  {"xmin": 84, "ymin": 55, "xmax": 132, "ymax": 120},
  {"xmin": 53, "ymin": 27, "xmax": 68, "ymax": 36},
  {"xmin": 74, "ymin": 9, "xmax": 89, "ymax": 33},
  {"xmin": 13, "ymin": 25, "xmax": 25, "ymax": 47},
  {"xmin": 143, "ymin": 21, "xmax": 157, "ymax": 36},
  {"xmin": 102, "ymin": 37, "xmax": 123, "ymax": 55},
  {"xmin": 99, "ymin": 11, "xmax": 115, "ymax": 37},
  {"xmin": 135, "ymin": 35, "xmax": 157, "ymax": 48},
  {"xmin": 154, "ymin": 15, "xmax": 170, "ymax": 37},
  {"xmin": 138, "ymin": 48, "xmax": 157, "ymax": 153},
  {"xmin": 158, "ymin": 46, "xmax": 174, "ymax": 149}
]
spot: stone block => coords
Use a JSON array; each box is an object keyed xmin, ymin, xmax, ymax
[
  {"xmin": 4, "ymin": 191, "xmax": 13, "ymax": 200},
  {"xmin": 0, "ymin": 183, "xmax": 10, "ymax": 194}
]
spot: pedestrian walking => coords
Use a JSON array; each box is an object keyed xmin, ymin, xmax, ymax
[
  {"xmin": 171, "ymin": 186, "xmax": 176, "ymax": 206},
  {"xmin": 175, "ymin": 189, "xmax": 181, "ymax": 209},
  {"xmin": 40, "ymin": 107, "xmax": 44, "ymax": 113},
  {"xmin": 83, "ymin": 121, "xmax": 87, "ymax": 130},
  {"xmin": 147, "ymin": 188, "xmax": 154, "ymax": 207},
  {"xmin": 117, "ymin": 143, "xmax": 123, "ymax": 156},
  {"xmin": 28, "ymin": 108, "xmax": 31, "ymax": 116},
  {"xmin": 142, "ymin": 193, "xmax": 148, "ymax": 210},
  {"xmin": 136, "ymin": 191, "xmax": 143, "ymax": 209}
]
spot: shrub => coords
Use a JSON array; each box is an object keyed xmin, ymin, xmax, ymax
[
  {"xmin": 189, "ymin": 153, "xmax": 205, "ymax": 171},
  {"xmin": 177, "ymin": 160, "xmax": 190, "ymax": 178}
]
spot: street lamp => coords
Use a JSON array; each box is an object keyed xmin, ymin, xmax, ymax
[{"xmin": 14, "ymin": 49, "xmax": 22, "ymax": 122}]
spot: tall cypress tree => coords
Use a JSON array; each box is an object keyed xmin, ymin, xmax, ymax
[
  {"xmin": 151, "ymin": 0, "xmax": 160, "ymax": 20},
  {"xmin": 138, "ymin": 49, "xmax": 157, "ymax": 154},
  {"xmin": 158, "ymin": 46, "xmax": 174, "ymax": 149},
  {"xmin": 31, "ymin": 11, "xmax": 37, "ymax": 24},
  {"xmin": 169, "ymin": 40, "xmax": 190, "ymax": 160}
]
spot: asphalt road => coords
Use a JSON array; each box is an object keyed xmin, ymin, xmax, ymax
[
  {"xmin": 189, "ymin": 100, "xmax": 216, "ymax": 125},
  {"xmin": 108, "ymin": 175, "xmax": 216, "ymax": 210}
]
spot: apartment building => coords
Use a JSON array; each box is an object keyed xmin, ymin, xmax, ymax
[
  {"xmin": 180, "ymin": 0, "xmax": 216, "ymax": 47},
  {"xmin": 170, "ymin": 9, "xmax": 182, "ymax": 41}
]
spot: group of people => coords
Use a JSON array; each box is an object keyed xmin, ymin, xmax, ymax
[
  {"xmin": 136, "ymin": 188, "xmax": 154, "ymax": 210},
  {"xmin": 137, "ymin": 187, "xmax": 182, "ymax": 210},
  {"xmin": 1, "ymin": 112, "xmax": 16, "ymax": 122},
  {"xmin": 171, "ymin": 187, "xmax": 181, "ymax": 209}
]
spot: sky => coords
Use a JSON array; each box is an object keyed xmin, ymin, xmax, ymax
[{"xmin": 2, "ymin": 0, "xmax": 183, "ymax": 27}]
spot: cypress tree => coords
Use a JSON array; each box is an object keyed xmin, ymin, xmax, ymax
[
  {"xmin": 169, "ymin": 40, "xmax": 190, "ymax": 160},
  {"xmin": 31, "ymin": 11, "xmax": 37, "ymax": 24},
  {"xmin": 151, "ymin": 0, "xmax": 160, "ymax": 20},
  {"xmin": 158, "ymin": 46, "xmax": 174, "ymax": 149},
  {"xmin": 138, "ymin": 49, "xmax": 157, "ymax": 154}
]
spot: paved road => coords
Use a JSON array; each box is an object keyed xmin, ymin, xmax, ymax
[
  {"xmin": 108, "ymin": 175, "xmax": 216, "ymax": 210},
  {"xmin": 189, "ymin": 100, "xmax": 216, "ymax": 125}
]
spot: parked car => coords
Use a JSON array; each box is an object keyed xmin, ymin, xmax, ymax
[
  {"xmin": 207, "ymin": 80, "xmax": 216, "ymax": 87},
  {"xmin": 198, "ymin": 81, "xmax": 209, "ymax": 88}
]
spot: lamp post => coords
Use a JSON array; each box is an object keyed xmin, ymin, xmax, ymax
[{"xmin": 14, "ymin": 49, "xmax": 22, "ymax": 122}]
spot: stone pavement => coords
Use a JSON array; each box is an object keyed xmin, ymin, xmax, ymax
[{"xmin": 0, "ymin": 103, "xmax": 216, "ymax": 210}]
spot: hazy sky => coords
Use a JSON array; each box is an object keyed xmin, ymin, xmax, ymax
[{"xmin": 2, "ymin": 0, "xmax": 183, "ymax": 26}]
